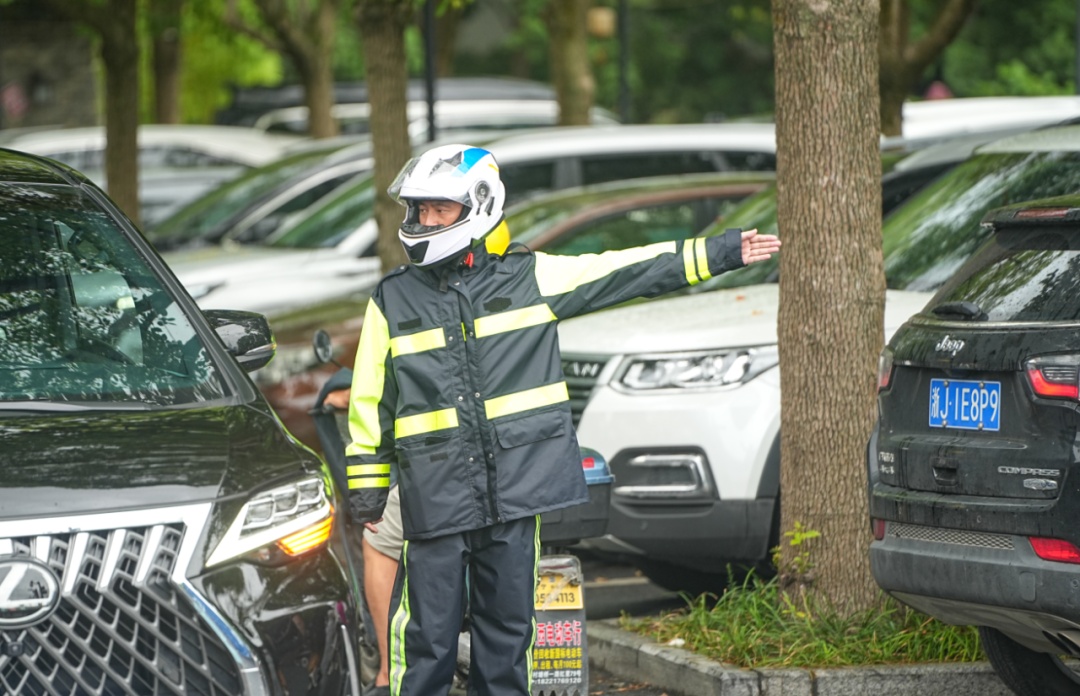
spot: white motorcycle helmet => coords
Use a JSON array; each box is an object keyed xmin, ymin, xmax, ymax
[{"xmin": 388, "ymin": 144, "xmax": 507, "ymax": 267}]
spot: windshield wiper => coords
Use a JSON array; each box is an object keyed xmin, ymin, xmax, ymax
[{"xmin": 931, "ymin": 301, "xmax": 988, "ymax": 321}]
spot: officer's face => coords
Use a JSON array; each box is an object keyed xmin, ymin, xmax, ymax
[{"xmin": 418, "ymin": 200, "xmax": 464, "ymax": 229}]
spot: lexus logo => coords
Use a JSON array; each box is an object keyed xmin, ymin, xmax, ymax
[
  {"xmin": 0, "ymin": 557, "xmax": 61, "ymax": 628},
  {"xmin": 562, "ymin": 360, "xmax": 604, "ymax": 379}
]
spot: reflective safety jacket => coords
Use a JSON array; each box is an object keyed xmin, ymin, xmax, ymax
[{"xmin": 345, "ymin": 231, "xmax": 745, "ymax": 540}]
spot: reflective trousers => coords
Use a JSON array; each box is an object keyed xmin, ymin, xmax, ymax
[{"xmin": 388, "ymin": 516, "xmax": 539, "ymax": 696}]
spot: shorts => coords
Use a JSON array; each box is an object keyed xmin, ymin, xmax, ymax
[{"xmin": 365, "ymin": 485, "xmax": 404, "ymax": 560}]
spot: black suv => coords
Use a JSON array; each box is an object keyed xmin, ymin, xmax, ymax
[
  {"xmin": 0, "ymin": 148, "xmax": 371, "ymax": 695},
  {"xmin": 868, "ymin": 196, "xmax": 1080, "ymax": 695}
]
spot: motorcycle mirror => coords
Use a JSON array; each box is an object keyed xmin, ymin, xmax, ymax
[{"xmin": 312, "ymin": 329, "xmax": 337, "ymax": 365}]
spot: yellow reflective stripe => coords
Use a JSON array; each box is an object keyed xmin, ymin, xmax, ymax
[
  {"xmin": 348, "ymin": 476, "xmax": 390, "ymax": 489},
  {"xmin": 695, "ymin": 237, "xmax": 713, "ymax": 282},
  {"xmin": 346, "ymin": 299, "xmax": 389, "ymax": 457},
  {"xmin": 347, "ymin": 463, "xmax": 391, "ymax": 477},
  {"xmin": 394, "ymin": 408, "xmax": 459, "ymax": 439},
  {"xmin": 390, "ymin": 541, "xmax": 410, "ymax": 695},
  {"xmin": 683, "ymin": 242, "xmax": 698, "ymax": 285},
  {"xmin": 484, "ymin": 382, "xmax": 569, "ymax": 420},
  {"xmin": 389, "ymin": 328, "xmax": 445, "ymax": 357},
  {"xmin": 533, "ymin": 242, "xmax": 677, "ymax": 297},
  {"xmin": 474, "ymin": 304, "xmax": 556, "ymax": 338}
]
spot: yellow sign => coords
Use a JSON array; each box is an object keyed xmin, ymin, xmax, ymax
[{"xmin": 534, "ymin": 573, "xmax": 583, "ymax": 610}]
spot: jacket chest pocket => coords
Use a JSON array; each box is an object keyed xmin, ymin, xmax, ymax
[{"xmin": 494, "ymin": 409, "xmax": 567, "ymax": 449}]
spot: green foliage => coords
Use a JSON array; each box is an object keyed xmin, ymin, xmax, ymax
[
  {"xmin": 620, "ymin": 570, "xmax": 983, "ymax": 668},
  {"xmin": 772, "ymin": 521, "xmax": 821, "ymax": 578}
]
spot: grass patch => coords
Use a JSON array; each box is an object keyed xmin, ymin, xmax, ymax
[{"xmin": 619, "ymin": 572, "xmax": 982, "ymax": 669}]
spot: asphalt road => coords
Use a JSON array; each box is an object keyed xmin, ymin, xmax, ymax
[{"xmin": 577, "ymin": 550, "xmax": 686, "ymax": 695}]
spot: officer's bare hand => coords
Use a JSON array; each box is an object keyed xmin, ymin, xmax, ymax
[
  {"xmin": 363, "ymin": 519, "xmax": 383, "ymax": 533},
  {"xmin": 741, "ymin": 228, "xmax": 781, "ymax": 265},
  {"xmin": 324, "ymin": 388, "xmax": 351, "ymax": 410}
]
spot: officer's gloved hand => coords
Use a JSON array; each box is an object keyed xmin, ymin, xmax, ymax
[{"xmin": 349, "ymin": 487, "xmax": 388, "ymax": 525}]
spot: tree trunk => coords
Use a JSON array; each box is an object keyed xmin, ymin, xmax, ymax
[
  {"xmin": 303, "ymin": 0, "xmax": 339, "ymax": 139},
  {"xmin": 435, "ymin": 4, "xmax": 462, "ymax": 77},
  {"xmin": 878, "ymin": 0, "xmax": 976, "ymax": 136},
  {"xmin": 773, "ymin": 0, "xmax": 883, "ymax": 613},
  {"xmin": 151, "ymin": 0, "xmax": 184, "ymax": 124},
  {"xmin": 544, "ymin": 0, "xmax": 594, "ymax": 126},
  {"xmin": 357, "ymin": 0, "xmax": 413, "ymax": 272}
]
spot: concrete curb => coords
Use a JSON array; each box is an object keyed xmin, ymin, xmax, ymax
[{"xmin": 587, "ymin": 619, "xmax": 1013, "ymax": 696}]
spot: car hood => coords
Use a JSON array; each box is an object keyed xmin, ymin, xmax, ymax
[
  {"xmin": 163, "ymin": 245, "xmax": 380, "ymax": 316},
  {"xmin": 0, "ymin": 404, "xmax": 313, "ymax": 518},
  {"xmin": 556, "ymin": 284, "xmax": 933, "ymax": 355}
]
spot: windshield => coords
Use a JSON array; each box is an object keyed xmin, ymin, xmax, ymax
[
  {"xmin": 688, "ymin": 150, "xmax": 1080, "ymax": 295},
  {"xmin": 0, "ymin": 183, "xmax": 228, "ymax": 407},
  {"xmin": 882, "ymin": 151, "xmax": 1080, "ymax": 291},
  {"xmin": 269, "ymin": 175, "xmax": 376, "ymax": 249},
  {"xmin": 147, "ymin": 148, "xmax": 332, "ymax": 248}
]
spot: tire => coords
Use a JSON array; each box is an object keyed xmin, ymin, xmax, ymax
[{"xmin": 979, "ymin": 626, "xmax": 1080, "ymax": 696}]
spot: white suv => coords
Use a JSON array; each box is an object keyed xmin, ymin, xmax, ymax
[{"xmin": 560, "ymin": 124, "xmax": 1080, "ymax": 592}]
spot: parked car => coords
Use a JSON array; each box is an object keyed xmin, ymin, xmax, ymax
[
  {"xmin": 254, "ymin": 98, "xmax": 621, "ymax": 138},
  {"xmin": 0, "ymin": 147, "xmax": 372, "ymax": 694},
  {"xmin": 868, "ymin": 195, "xmax": 1080, "ymax": 694},
  {"xmin": 147, "ymin": 140, "xmax": 373, "ymax": 250},
  {"xmin": 560, "ymin": 123, "xmax": 1080, "ymax": 592}
]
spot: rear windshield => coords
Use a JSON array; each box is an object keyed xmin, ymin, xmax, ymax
[
  {"xmin": 0, "ymin": 183, "xmax": 228, "ymax": 407},
  {"xmin": 927, "ymin": 227, "xmax": 1080, "ymax": 323}
]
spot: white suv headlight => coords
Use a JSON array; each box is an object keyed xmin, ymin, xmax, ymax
[
  {"xmin": 614, "ymin": 346, "xmax": 779, "ymax": 392},
  {"xmin": 207, "ymin": 475, "xmax": 333, "ymax": 567}
]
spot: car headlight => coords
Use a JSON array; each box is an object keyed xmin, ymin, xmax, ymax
[
  {"xmin": 614, "ymin": 345, "xmax": 779, "ymax": 392},
  {"xmin": 206, "ymin": 475, "xmax": 334, "ymax": 567}
]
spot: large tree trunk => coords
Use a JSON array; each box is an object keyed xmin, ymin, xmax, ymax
[
  {"xmin": 150, "ymin": 0, "xmax": 184, "ymax": 124},
  {"xmin": 544, "ymin": 0, "xmax": 594, "ymax": 126},
  {"xmin": 42, "ymin": 0, "xmax": 140, "ymax": 225},
  {"xmin": 878, "ymin": 0, "xmax": 976, "ymax": 136},
  {"xmin": 773, "ymin": 0, "xmax": 883, "ymax": 613},
  {"xmin": 357, "ymin": 0, "xmax": 413, "ymax": 273},
  {"xmin": 241, "ymin": 0, "xmax": 340, "ymax": 139}
]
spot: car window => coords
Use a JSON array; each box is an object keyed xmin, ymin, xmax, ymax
[
  {"xmin": 0, "ymin": 183, "xmax": 228, "ymax": 407},
  {"xmin": 502, "ymin": 161, "xmax": 556, "ymax": 205},
  {"xmin": 148, "ymin": 149, "xmax": 332, "ymax": 246},
  {"xmin": 269, "ymin": 176, "xmax": 376, "ymax": 249},
  {"xmin": 229, "ymin": 171, "xmax": 360, "ymax": 244},
  {"xmin": 928, "ymin": 227, "xmax": 1080, "ymax": 323},
  {"xmin": 883, "ymin": 151, "xmax": 1080, "ymax": 292},
  {"xmin": 540, "ymin": 198, "xmax": 740, "ymax": 255},
  {"xmin": 580, "ymin": 152, "xmax": 721, "ymax": 186}
]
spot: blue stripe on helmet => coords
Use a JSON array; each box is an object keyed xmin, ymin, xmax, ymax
[{"xmin": 458, "ymin": 147, "xmax": 487, "ymax": 173}]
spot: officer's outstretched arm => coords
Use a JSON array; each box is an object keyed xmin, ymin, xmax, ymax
[{"xmin": 535, "ymin": 228, "xmax": 745, "ymax": 320}]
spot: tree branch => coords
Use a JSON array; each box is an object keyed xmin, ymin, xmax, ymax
[
  {"xmin": 904, "ymin": 0, "xmax": 976, "ymax": 77},
  {"xmin": 223, "ymin": 0, "xmax": 284, "ymax": 52}
]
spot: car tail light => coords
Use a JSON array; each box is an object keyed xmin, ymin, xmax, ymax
[
  {"xmin": 1029, "ymin": 536, "xmax": 1080, "ymax": 564},
  {"xmin": 1025, "ymin": 355, "xmax": 1080, "ymax": 400},
  {"xmin": 877, "ymin": 348, "xmax": 894, "ymax": 392},
  {"xmin": 871, "ymin": 518, "xmax": 886, "ymax": 541}
]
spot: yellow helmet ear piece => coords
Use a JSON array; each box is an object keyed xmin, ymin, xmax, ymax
[{"xmin": 484, "ymin": 220, "xmax": 510, "ymax": 256}]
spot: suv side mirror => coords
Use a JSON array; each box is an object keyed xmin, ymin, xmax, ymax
[{"xmin": 203, "ymin": 309, "xmax": 276, "ymax": 372}]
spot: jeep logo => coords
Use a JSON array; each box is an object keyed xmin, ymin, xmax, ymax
[
  {"xmin": 934, "ymin": 335, "xmax": 965, "ymax": 357},
  {"xmin": 562, "ymin": 360, "xmax": 604, "ymax": 379},
  {"xmin": 0, "ymin": 557, "xmax": 61, "ymax": 628}
]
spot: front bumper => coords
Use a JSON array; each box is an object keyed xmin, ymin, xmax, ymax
[
  {"xmin": 0, "ymin": 504, "xmax": 360, "ymax": 696},
  {"xmin": 871, "ymin": 520, "xmax": 1080, "ymax": 655},
  {"xmin": 574, "ymin": 367, "xmax": 781, "ymax": 572}
]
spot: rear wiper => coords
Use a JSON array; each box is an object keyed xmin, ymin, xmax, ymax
[{"xmin": 930, "ymin": 301, "xmax": 988, "ymax": 321}]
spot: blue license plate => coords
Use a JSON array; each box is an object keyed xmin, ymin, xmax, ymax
[{"xmin": 928, "ymin": 379, "xmax": 1001, "ymax": 431}]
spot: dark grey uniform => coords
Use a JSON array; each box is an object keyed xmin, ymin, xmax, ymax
[{"xmin": 346, "ymin": 232, "xmax": 744, "ymax": 695}]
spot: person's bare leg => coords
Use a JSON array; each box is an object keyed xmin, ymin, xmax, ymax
[{"xmin": 363, "ymin": 535, "xmax": 399, "ymax": 687}]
